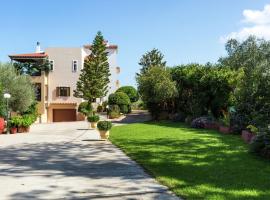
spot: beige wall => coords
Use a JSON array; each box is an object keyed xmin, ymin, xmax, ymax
[{"xmin": 46, "ymin": 47, "xmax": 83, "ymax": 105}]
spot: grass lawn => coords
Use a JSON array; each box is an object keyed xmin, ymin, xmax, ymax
[{"xmin": 110, "ymin": 122, "xmax": 270, "ymax": 200}]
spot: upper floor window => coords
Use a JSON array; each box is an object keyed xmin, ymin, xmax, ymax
[
  {"xmin": 116, "ymin": 66, "xmax": 120, "ymax": 74},
  {"xmin": 34, "ymin": 83, "xmax": 41, "ymax": 101},
  {"xmin": 72, "ymin": 60, "xmax": 78, "ymax": 72},
  {"xmin": 49, "ymin": 60, "xmax": 54, "ymax": 71},
  {"xmin": 56, "ymin": 87, "xmax": 70, "ymax": 97}
]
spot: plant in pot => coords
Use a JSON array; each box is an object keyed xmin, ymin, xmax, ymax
[
  {"xmin": 18, "ymin": 115, "xmax": 33, "ymax": 133},
  {"xmin": 87, "ymin": 115, "xmax": 100, "ymax": 129},
  {"xmin": 242, "ymin": 125, "xmax": 258, "ymax": 143},
  {"xmin": 9, "ymin": 116, "xmax": 21, "ymax": 134},
  {"xmin": 219, "ymin": 112, "xmax": 231, "ymax": 134},
  {"xmin": 97, "ymin": 121, "xmax": 112, "ymax": 140}
]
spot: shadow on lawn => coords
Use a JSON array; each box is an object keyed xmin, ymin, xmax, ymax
[{"xmin": 112, "ymin": 121, "xmax": 270, "ymax": 199}]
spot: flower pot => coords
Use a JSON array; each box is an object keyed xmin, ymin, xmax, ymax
[
  {"xmin": 219, "ymin": 125, "xmax": 231, "ymax": 134},
  {"xmin": 90, "ymin": 122, "xmax": 97, "ymax": 129},
  {"xmin": 241, "ymin": 130, "xmax": 255, "ymax": 143},
  {"xmin": 23, "ymin": 127, "xmax": 30, "ymax": 133},
  {"xmin": 18, "ymin": 126, "xmax": 24, "ymax": 133},
  {"xmin": 10, "ymin": 127, "xmax": 17, "ymax": 134},
  {"xmin": 18, "ymin": 126, "xmax": 30, "ymax": 133},
  {"xmin": 99, "ymin": 130, "xmax": 110, "ymax": 140}
]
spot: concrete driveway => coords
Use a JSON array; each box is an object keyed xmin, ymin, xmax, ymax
[{"xmin": 0, "ymin": 122, "xmax": 179, "ymax": 200}]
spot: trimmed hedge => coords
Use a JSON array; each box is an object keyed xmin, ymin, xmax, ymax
[{"xmin": 116, "ymin": 86, "xmax": 139, "ymax": 103}]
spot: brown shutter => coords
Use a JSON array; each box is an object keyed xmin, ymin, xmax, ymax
[{"xmin": 67, "ymin": 87, "xmax": 70, "ymax": 96}]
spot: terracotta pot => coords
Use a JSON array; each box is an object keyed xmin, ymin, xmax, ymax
[
  {"xmin": 10, "ymin": 127, "xmax": 17, "ymax": 134},
  {"xmin": 219, "ymin": 125, "xmax": 231, "ymax": 134},
  {"xmin": 18, "ymin": 126, "xmax": 30, "ymax": 133},
  {"xmin": 18, "ymin": 126, "xmax": 24, "ymax": 133},
  {"xmin": 24, "ymin": 127, "xmax": 30, "ymax": 133},
  {"xmin": 99, "ymin": 130, "xmax": 110, "ymax": 140},
  {"xmin": 90, "ymin": 122, "xmax": 97, "ymax": 129},
  {"xmin": 241, "ymin": 130, "xmax": 255, "ymax": 143}
]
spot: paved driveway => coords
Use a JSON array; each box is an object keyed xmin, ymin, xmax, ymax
[{"xmin": 0, "ymin": 122, "xmax": 179, "ymax": 200}]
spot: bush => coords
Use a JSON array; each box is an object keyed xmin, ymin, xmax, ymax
[
  {"xmin": 78, "ymin": 102, "xmax": 93, "ymax": 116},
  {"xmin": 108, "ymin": 92, "xmax": 131, "ymax": 114},
  {"xmin": 171, "ymin": 64, "xmax": 237, "ymax": 118},
  {"xmin": 108, "ymin": 105, "xmax": 120, "ymax": 119},
  {"xmin": 131, "ymin": 99, "xmax": 146, "ymax": 110},
  {"xmin": 116, "ymin": 86, "xmax": 139, "ymax": 103},
  {"xmin": 97, "ymin": 121, "xmax": 112, "ymax": 131},
  {"xmin": 87, "ymin": 115, "xmax": 100, "ymax": 122},
  {"xmin": 250, "ymin": 130, "xmax": 270, "ymax": 159},
  {"xmin": 97, "ymin": 105, "xmax": 103, "ymax": 113},
  {"xmin": 119, "ymin": 104, "xmax": 129, "ymax": 114},
  {"xmin": 108, "ymin": 92, "xmax": 131, "ymax": 106}
]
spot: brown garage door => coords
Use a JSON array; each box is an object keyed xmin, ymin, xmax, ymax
[{"xmin": 53, "ymin": 109, "xmax": 76, "ymax": 122}]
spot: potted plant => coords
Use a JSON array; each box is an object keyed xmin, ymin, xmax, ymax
[
  {"xmin": 87, "ymin": 115, "xmax": 100, "ymax": 129},
  {"xmin": 242, "ymin": 125, "xmax": 258, "ymax": 143},
  {"xmin": 0, "ymin": 117, "xmax": 5, "ymax": 134},
  {"xmin": 9, "ymin": 116, "xmax": 21, "ymax": 134},
  {"xmin": 18, "ymin": 115, "xmax": 33, "ymax": 133},
  {"xmin": 219, "ymin": 112, "xmax": 231, "ymax": 134},
  {"xmin": 97, "ymin": 121, "xmax": 112, "ymax": 140}
]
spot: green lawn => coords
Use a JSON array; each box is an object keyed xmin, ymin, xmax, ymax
[{"xmin": 110, "ymin": 122, "xmax": 270, "ymax": 200}]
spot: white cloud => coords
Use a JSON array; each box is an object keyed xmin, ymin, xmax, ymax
[{"xmin": 221, "ymin": 4, "xmax": 270, "ymax": 42}]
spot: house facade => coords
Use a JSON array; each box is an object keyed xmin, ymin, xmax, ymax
[{"xmin": 9, "ymin": 42, "xmax": 120, "ymax": 123}]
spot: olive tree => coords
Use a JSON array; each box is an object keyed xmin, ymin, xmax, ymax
[{"xmin": 0, "ymin": 63, "xmax": 35, "ymax": 114}]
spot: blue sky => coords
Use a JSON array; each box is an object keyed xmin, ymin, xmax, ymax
[{"xmin": 0, "ymin": 0, "xmax": 270, "ymax": 86}]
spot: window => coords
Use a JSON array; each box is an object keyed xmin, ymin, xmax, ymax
[
  {"xmin": 72, "ymin": 60, "xmax": 78, "ymax": 72},
  {"xmin": 49, "ymin": 60, "xmax": 54, "ymax": 71},
  {"xmin": 56, "ymin": 87, "xmax": 70, "ymax": 97},
  {"xmin": 116, "ymin": 66, "xmax": 120, "ymax": 74},
  {"xmin": 116, "ymin": 80, "xmax": 120, "ymax": 88},
  {"xmin": 34, "ymin": 83, "xmax": 42, "ymax": 101}
]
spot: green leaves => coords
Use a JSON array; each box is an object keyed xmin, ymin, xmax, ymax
[{"xmin": 74, "ymin": 31, "xmax": 111, "ymax": 102}]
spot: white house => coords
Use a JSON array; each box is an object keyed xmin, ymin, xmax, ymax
[{"xmin": 9, "ymin": 42, "xmax": 120, "ymax": 123}]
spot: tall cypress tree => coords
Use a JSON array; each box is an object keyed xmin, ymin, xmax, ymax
[{"xmin": 74, "ymin": 31, "xmax": 111, "ymax": 103}]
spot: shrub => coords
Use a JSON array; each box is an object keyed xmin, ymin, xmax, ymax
[
  {"xmin": 137, "ymin": 66, "xmax": 177, "ymax": 119},
  {"xmin": 97, "ymin": 121, "xmax": 112, "ymax": 131},
  {"xmin": 87, "ymin": 115, "xmax": 100, "ymax": 122},
  {"xmin": 171, "ymin": 64, "xmax": 237, "ymax": 118},
  {"xmin": 108, "ymin": 92, "xmax": 131, "ymax": 114},
  {"xmin": 250, "ymin": 130, "xmax": 270, "ymax": 159},
  {"xmin": 78, "ymin": 102, "xmax": 93, "ymax": 116},
  {"xmin": 131, "ymin": 99, "xmax": 146, "ymax": 110},
  {"xmin": 97, "ymin": 105, "xmax": 103, "ymax": 113},
  {"xmin": 108, "ymin": 105, "xmax": 120, "ymax": 119},
  {"xmin": 119, "ymin": 104, "xmax": 129, "ymax": 114},
  {"xmin": 116, "ymin": 86, "xmax": 139, "ymax": 103}
]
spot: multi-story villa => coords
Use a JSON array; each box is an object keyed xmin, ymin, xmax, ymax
[{"xmin": 9, "ymin": 42, "xmax": 120, "ymax": 123}]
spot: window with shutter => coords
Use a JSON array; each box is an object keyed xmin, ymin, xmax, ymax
[{"xmin": 57, "ymin": 87, "xmax": 70, "ymax": 97}]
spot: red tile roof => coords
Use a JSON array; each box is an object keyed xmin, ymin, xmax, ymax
[
  {"xmin": 9, "ymin": 52, "xmax": 48, "ymax": 59},
  {"xmin": 83, "ymin": 44, "xmax": 118, "ymax": 50}
]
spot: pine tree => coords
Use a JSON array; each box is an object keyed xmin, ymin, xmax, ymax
[
  {"xmin": 138, "ymin": 48, "xmax": 166, "ymax": 75},
  {"xmin": 74, "ymin": 31, "xmax": 111, "ymax": 103}
]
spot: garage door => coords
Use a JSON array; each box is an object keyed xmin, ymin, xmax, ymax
[{"xmin": 53, "ymin": 109, "xmax": 76, "ymax": 122}]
